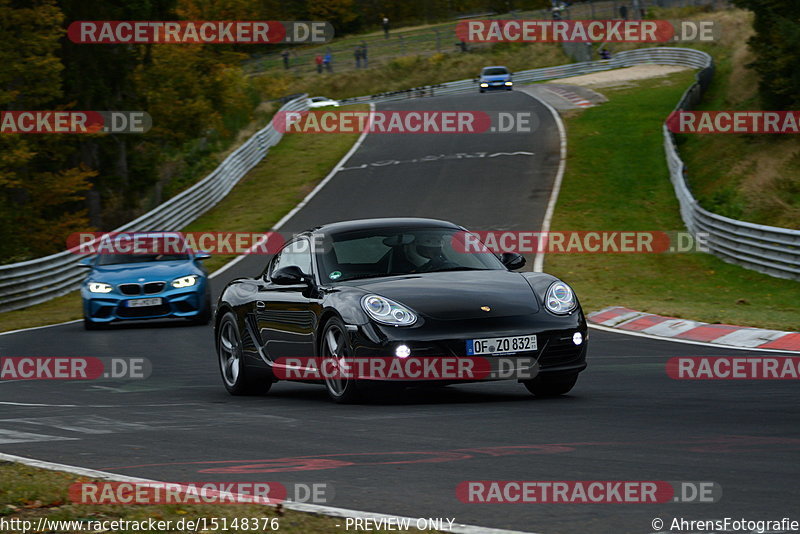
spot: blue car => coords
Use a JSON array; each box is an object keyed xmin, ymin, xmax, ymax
[
  {"xmin": 478, "ymin": 66, "xmax": 513, "ymax": 92},
  {"xmin": 80, "ymin": 243, "xmax": 211, "ymax": 330}
]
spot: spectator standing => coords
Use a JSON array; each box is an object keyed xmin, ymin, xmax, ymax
[
  {"xmin": 354, "ymin": 46, "xmax": 362, "ymax": 68},
  {"xmin": 315, "ymin": 54, "xmax": 323, "ymax": 73},
  {"xmin": 619, "ymin": 5, "xmax": 628, "ymax": 19},
  {"xmin": 281, "ymin": 49, "xmax": 290, "ymax": 69},
  {"xmin": 361, "ymin": 41, "xmax": 368, "ymax": 68},
  {"xmin": 324, "ymin": 51, "xmax": 332, "ymax": 72},
  {"xmin": 382, "ymin": 17, "xmax": 390, "ymax": 38}
]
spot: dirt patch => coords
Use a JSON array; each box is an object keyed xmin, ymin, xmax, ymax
[{"xmin": 546, "ymin": 64, "xmax": 692, "ymax": 89}]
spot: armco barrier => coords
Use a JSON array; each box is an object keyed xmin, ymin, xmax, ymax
[
  {"xmin": 2, "ymin": 47, "xmax": 798, "ymax": 313},
  {"xmin": 0, "ymin": 96, "xmax": 309, "ymax": 313}
]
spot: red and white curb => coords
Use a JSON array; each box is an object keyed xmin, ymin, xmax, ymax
[
  {"xmin": 544, "ymin": 86, "xmax": 592, "ymax": 107},
  {"xmin": 588, "ymin": 306, "xmax": 800, "ymax": 352}
]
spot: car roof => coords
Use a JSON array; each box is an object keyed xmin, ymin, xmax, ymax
[
  {"xmin": 482, "ymin": 66, "xmax": 508, "ymax": 71},
  {"xmin": 312, "ymin": 217, "xmax": 461, "ymax": 236}
]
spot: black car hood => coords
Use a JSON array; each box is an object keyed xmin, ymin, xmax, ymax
[{"xmin": 344, "ymin": 270, "xmax": 539, "ymax": 320}]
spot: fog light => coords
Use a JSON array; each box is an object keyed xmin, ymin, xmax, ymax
[
  {"xmin": 480, "ymin": 83, "xmax": 488, "ymax": 88},
  {"xmin": 505, "ymin": 81, "xmax": 513, "ymax": 86},
  {"xmin": 572, "ymin": 332, "xmax": 583, "ymax": 345},
  {"xmin": 395, "ymin": 345, "xmax": 411, "ymax": 358}
]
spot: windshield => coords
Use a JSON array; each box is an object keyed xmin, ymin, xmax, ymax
[
  {"xmin": 317, "ymin": 227, "xmax": 505, "ymax": 283},
  {"xmin": 482, "ymin": 67, "xmax": 508, "ymax": 76},
  {"xmin": 96, "ymin": 253, "xmax": 190, "ymax": 265}
]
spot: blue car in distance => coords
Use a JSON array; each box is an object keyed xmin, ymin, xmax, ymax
[
  {"xmin": 80, "ymin": 239, "xmax": 212, "ymax": 330},
  {"xmin": 478, "ymin": 66, "xmax": 513, "ymax": 92}
]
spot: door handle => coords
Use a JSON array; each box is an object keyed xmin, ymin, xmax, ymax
[{"xmin": 256, "ymin": 301, "xmax": 265, "ymax": 309}]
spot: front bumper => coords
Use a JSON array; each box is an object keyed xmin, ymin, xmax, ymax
[
  {"xmin": 480, "ymin": 81, "xmax": 513, "ymax": 91},
  {"xmin": 82, "ymin": 283, "xmax": 208, "ymax": 323},
  {"xmin": 347, "ymin": 313, "xmax": 587, "ymax": 383}
]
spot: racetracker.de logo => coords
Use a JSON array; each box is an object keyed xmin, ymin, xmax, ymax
[
  {"xmin": 67, "ymin": 232, "xmax": 286, "ymax": 256},
  {"xmin": 667, "ymin": 357, "xmax": 800, "ymax": 380},
  {"xmin": 0, "ymin": 357, "xmax": 150, "ymax": 380},
  {"xmin": 67, "ymin": 21, "xmax": 333, "ymax": 44},
  {"xmin": 457, "ymin": 481, "xmax": 721, "ymax": 503},
  {"xmin": 667, "ymin": 111, "xmax": 800, "ymax": 134},
  {"xmin": 69, "ymin": 482, "xmax": 286, "ymax": 505},
  {"xmin": 455, "ymin": 20, "xmax": 717, "ymax": 43},
  {"xmin": 0, "ymin": 111, "xmax": 151, "ymax": 134}
]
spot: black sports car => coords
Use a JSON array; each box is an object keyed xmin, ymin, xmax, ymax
[{"xmin": 214, "ymin": 218, "xmax": 587, "ymax": 403}]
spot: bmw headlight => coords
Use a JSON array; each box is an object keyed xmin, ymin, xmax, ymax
[
  {"xmin": 544, "ymin": 281, "xmax": 577, "ymax": 314},
  {"xmin": 505, "ymin": 81, "xmax": 513, "ymax": 86},
  {"xmin": 172, "ymin": 275, "xmax": 199, "ymax": 288},
  {"xmin": 87, "ymin": 282, "xmax": 112, "ymax": 294},
  {"xmin": 361, "ymin": 295, "xmax": 417, "ymax": 326},
  {"xmin": 480, "ymin": 83, "xmax": 489, "ymax": 88}
]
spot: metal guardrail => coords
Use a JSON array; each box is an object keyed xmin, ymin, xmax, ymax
[
  {"xmin": 2, "ymin": 47, "xmax": 797, "ymax": 314},
  {"xmin": 663, "ymin": 69, "xmax": 800, "ymax": 281},
  {"xmin": 0, "ymin": 96, "xmax": 310, "ymax": 313}
]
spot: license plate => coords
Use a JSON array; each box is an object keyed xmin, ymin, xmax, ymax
[
  {"xmin": 127, "ymin": 297, "xmax": 162, "ymax": 307},
  {"xmin": 466, "ymin": 335, "xmax": 537, "ymax": 355}
]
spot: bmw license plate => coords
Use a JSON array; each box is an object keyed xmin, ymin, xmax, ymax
[
  {"xmin": 466, "ymin": 335, "xmax": 537, "ymax": 355},
  {"xmin": 127, "ymin": 297, "xmax": 162, "ymax": 307}
]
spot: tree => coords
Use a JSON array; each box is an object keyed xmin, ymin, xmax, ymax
[{"xmin": 733, "ymin": 0, "xmax": 800, "ymax": 109}]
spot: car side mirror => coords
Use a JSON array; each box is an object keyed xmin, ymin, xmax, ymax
[
  {"xmin": 501, "ymin": 252, "xmax": 526, "ymax": 270},
  {"xmin": 271, "ymin": 265, "xmax": 310, "ymax": 285},
  {"xmin": 78, "ymin": 258, "xmax": 94, "ymax": 269}
]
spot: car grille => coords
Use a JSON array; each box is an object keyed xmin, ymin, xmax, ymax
[
  {"xmin": 144, "ymin": 282, "xmax": 165, "ymax": 294},
  {"xmin": 538, "ymin": 336, "xmax": 583, "ymax": 369},
  {"xmin": 119, "ymin": 283, "xmax": 142, "ymax": 296},
  {"xmin": 118, "ymin": 282, "xmax": 166, "ymax": 295}
]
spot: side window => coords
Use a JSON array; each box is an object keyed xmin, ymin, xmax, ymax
[{"xmin": 271, "ymin": 239, "xmax": 313, "ymax": 277}]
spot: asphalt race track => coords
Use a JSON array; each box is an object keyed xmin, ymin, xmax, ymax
[{"xmin": 1, "ymin": 92, "xmax": 798, "ymax": 534}]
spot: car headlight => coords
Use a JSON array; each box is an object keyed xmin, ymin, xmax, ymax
[
  {"xmin": 544, "ymin": 281, "xmax": 577, "ymax": 314},
  {"xmin": 172, "ymin": 275, "xmax": 199, "ymax": 288},
  {"xmin": 87, "ymin": 282, "xmax": 113, "ymax": 294},
  {"xmin": 480, "ymin": 83, "xmax": 489, "ymax": 87},
  {"xmin": 361, "ymin": 294, "xmax": 417, "ymax": 326},
  {"xmin": 505, "ymin": 81, "xmax": 513, "ymax": 86}
]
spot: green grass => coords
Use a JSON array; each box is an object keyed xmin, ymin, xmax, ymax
[
  {"xmin": 0, "ymin": 110, "xmax": 366, "ymax": 333},
  {"xmin": 0, "ymin": 462, "xmax": 416, "ymax": 534},
  {"xmin": 545, "ymin": 73, "xmax": 800, "ymax": 331}
]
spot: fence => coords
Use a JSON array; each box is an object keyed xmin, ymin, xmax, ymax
[
  {"xmin": 246, "ymin": 0, "xmax": 728, "ymax": 75},
  {"xmin": 663, "ymin": 70, "xmax": 800, "ymax": 280},
  {"xmin": 0, "ymin": 97, "xmax": 310, "ymax": 313}
]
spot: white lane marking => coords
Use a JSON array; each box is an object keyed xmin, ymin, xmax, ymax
[
  {"xmin": 210, "ymin": 102, "xmax": 375, "ymax": 280},
  {"xmin": 519, "ymin": 91, "xmax": 567, "ymax": 273},
  {"xmin": 0, "ymin": 452, "xmax": 539, "ymax": 534},
  {"xmin": 588, "ymin": 323, "xmax": 798, "ymax": 354},
  {"xmin": 0, "ymin": 429, "xmax": 78, "ymax": 445},
  {"xmin": 0, "ymin": 401, "xmax": 200, "ymax": 407},
  {"xmin": 338, "ymin": 151, "xmax": 535, "ymax": 171},
  {"xmin": 0, "ymin": 320, "xmax": 81, "ymax": 337},
  {"xmin": 0, "ymin": 416, "xmax": 151, "ymax": 435}
]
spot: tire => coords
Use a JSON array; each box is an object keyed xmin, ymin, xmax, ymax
[
  {"xmin": 217, "ymin": 312, "xmax": 270, "ymax": 395},
  {"xmin": 320, "ymin": 317, "xmax": 362, "ymax": 404},
  {"xmin": 523, "ymin": 372, "xmax": 579, "ymax": 397}
]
